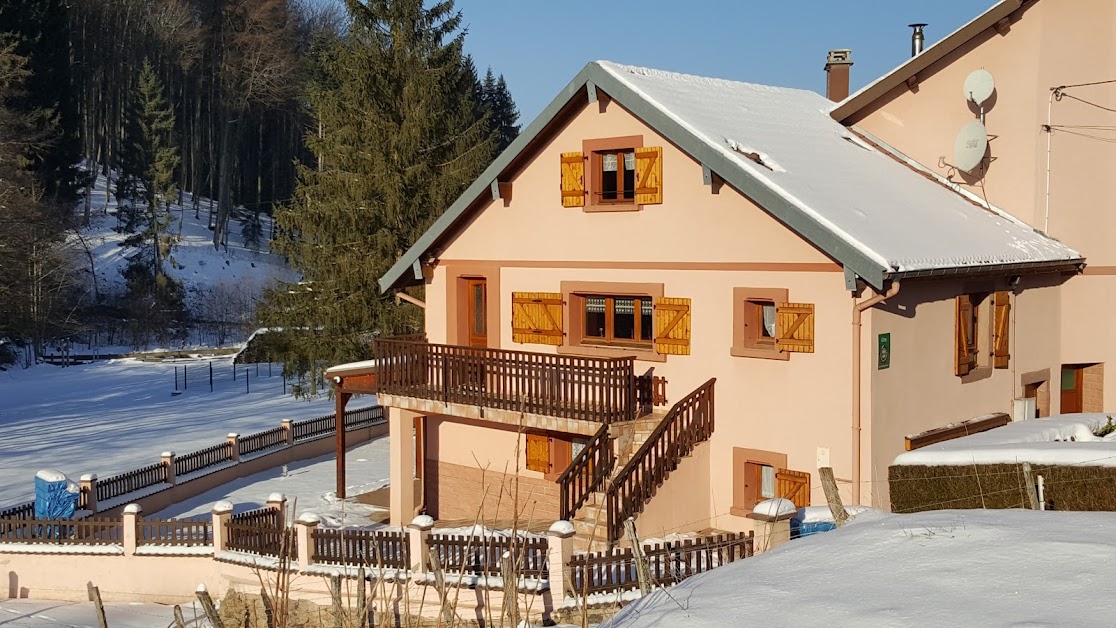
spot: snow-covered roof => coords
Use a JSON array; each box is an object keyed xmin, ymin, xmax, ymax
[
  {"xmin": 893, "ymin": 413, "xmax": 1116, "ymax": 467},
  {"xmin": 597, "ymin": 61, "xmax": 1080, "ymax": 276},
  {"xmin": 381, "ymin": 57, "xmax": 1080, "ymax": 293}
]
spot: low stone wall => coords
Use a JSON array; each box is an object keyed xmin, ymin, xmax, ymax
[{"xmin": 889, "ymin": 463, "xmax": 1116, "ymax": 513}]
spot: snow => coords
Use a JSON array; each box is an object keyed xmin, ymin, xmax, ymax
[
  {"xmin": 751, "ymin": 498, "xmax": 796, "ymax": 518},
  {"xmin": 0, "ymin": 357, "xmax": 375, "ymax": 504},
  {"xmin": 325, "ymin": 359, "xmax": 380, "ymax": 374},
  {"xmin": 796, "ymin": 505, "xmax": 873, "ymax": 523},
  {"xmin": 0, "ymin": 543, "xmax": 123, "ymax": 555},
  {"xmin": 411, "ymin": 514, "xmax": 434, "ymax": 529},
  {"xmin": 152, "ymin": 437, "xmax": 390, "ymax": 526},
  {"xmin": 893, "ymin": 413, "xmax": 1116, "ymax": 467},
  {"xmin": 267, "ymin": 492, "xmax": 286, "ymax": 503},
  {"xmin": 548, "ymin": 520, "xmax": 575, "ymax": 536},
  {"xmin": 134, "ymin": 545, "xmax": 214, "ymax": 556},
  {"xmin": 0, "ymin": 599, "xmax": 187, "ymax": 628},
  {"xmin": 34, "ymin": 470, "xmax": 67, "ymax": 483},
  {"xmin": 610, "ymin": 509, "xmax": 1116, "ymax": 626},
  {"xmin": 596, "ymin": 61, "xmax": 1081, "ymax": 274},
  {"xmin": 123, "ymin": 503, "xmax": 141, "ymax": 514}
]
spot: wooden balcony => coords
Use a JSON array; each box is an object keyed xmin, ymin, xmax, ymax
[{"xmin": 373, "ymin": 339, "xmax": 659, "ymax": 433}]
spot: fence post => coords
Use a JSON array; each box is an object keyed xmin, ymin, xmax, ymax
[
  {"xmin": 408, "ymin": 514, "xmax": 433, "ymax": 576},
  {"xmin": 227, "ymin": 433, "xmax": 240, "ymax": 463},
  {"xmin": 162, "ymin": 451, "xmax": 176, "ymax": 485},
  {"xmin": 296, "ymin": 513, "xmax": 319, "ymax": 572},
  {"xmin": 212, "ymin": 500, "xmax": 234, "ymax": 553},
  {"xmin": 123, "ymin": 503, "xmax": 141, "ymax": 557},
  {"xmin": 267, "ymin": 493, "xmax": 287, "ymax": 524},
  {"xmin": 80, "ymin": 474, "xmax": 98, "ymax": 513},
  {"xmin": 547, "ymin": 521, "xmax": 575, "ymax": 599},
  {"xmin": 281, "ymin": 419, "xmax": 294, "ymax": 446}
]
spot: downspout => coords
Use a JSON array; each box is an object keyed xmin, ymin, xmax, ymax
[{"xmin": 851, "ymin": 280, "xmax": 901, "ymax": 505}]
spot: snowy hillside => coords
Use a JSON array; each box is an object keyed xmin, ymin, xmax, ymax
[{"xmin": 72, "ymin": 170, "xmax": 297, "ymax": 312}]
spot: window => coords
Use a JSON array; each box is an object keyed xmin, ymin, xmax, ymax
[
  {"xmin": 731, "ymin": 288, "xmax": 815, "ymax": 359},
  {"xmin": 525, "ymin": 432, "xmax": 572, "ymax": 479},
  {"xmin": 955, "ymin": 292, "xmax": 1002, "ymax": 377},
  {"xmin": 597, "ymin": 150, "xmax": 636, "ymax": 203},
  {"xmin": 581, "ymin": 295, "xmax": 654, "ymax": 348}
]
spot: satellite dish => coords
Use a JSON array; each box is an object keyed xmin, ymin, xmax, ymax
[
  {"xmin": 963, "ymin": 69, "xmax": 995, "ymax": 106},
  {"xmin": 953, "ymin": 121, "xmax": 988, "ymax": 173}
]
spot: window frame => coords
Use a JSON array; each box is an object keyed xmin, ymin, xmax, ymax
[
  {"xmin": 731, "ymin": 287, "xmax": 790, "ymax": 361},
  {"xmin": 583, "ymin": 135, "xmax": 644, "ymax": 212},
  {"xmin": 957, "ymin": 291, "xmax": 993, "ymax": 380},
  {"xmin": 558, "ymin": 280, "xmax": 665, "ymax": 362},
  {"xmin": 579, "ymin": 294, "xmax": 654, "ymax": 349},
  {"xmin": 730, "ymin": 447, "xmax": 788, "ymax": 517}
]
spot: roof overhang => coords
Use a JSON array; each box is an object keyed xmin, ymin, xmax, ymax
[
  {"xmin": 830, "ymin": 0, "xmax": 1024, "ymax": 123},
  {"xmin": 886, "ymin": 259, "xmax": 1084, "ymax": 283}
]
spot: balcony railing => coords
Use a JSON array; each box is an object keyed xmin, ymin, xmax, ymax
[{"xmin": 375, "ymin": 339, "xmax": 643, "ymax": 424}]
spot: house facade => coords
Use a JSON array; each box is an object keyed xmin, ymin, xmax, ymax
[{"xmin": 330, "ymin": 27, "xmax": 1085, "ymax": 543}]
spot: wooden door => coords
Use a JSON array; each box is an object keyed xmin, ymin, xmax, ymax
[
  {"xmin": 1061, "ymin": 366, "xmax": 1084, "ymax": 414},
  {"xmin": 466, "ymin": 279, "xmax": 488, "ymax": 348}
]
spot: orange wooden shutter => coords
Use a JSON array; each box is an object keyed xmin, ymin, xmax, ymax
[
  {"xmin": 634, "ymin": 146, "xmax": 663, "ymax": 205},
  {"xmin": 560, "ymin": 152, "xmax": 585, "ymax": 207},
  {"xmin": 525, "ymin": 433, "xmax": 549, "ymax": 473},
  {"xmin": 776, "ymin": 302, "xmax": 815, "ymax": 353},
  {"xmin": 992, "ymin": 291, "xmax": 1010, "ymax": 369},
  {"xmin": 955, "ymin": 296, "xmax": 973, "ymax": 376},
  {"xmin": 776, "ymin": 469, "xmax": 811, "ymax": 508},
  {"xmin": 511, "ymin": 292, "xmax": 564, "ymax": 345},
  {"xmin": 654, "ymin": 297, "xmax": 691, "ymax": 355}
]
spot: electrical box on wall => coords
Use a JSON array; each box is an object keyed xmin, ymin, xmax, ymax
[
  {"xmin": 1013, "ymin": 397, "xmax": 1037, "ymax": 421},
  {"xmin": 817, "ymin": 447, "xmax": 831, "ymax": 469}
]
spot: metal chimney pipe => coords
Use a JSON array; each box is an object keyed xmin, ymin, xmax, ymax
[{"xmin": 909, "ymin": 23, "xmax": 928, "ymax": 57}]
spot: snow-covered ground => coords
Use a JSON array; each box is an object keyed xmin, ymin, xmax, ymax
[
  {"xmin": 610, "ymin": 509, "xmax": 1116, "ymax": 627},
  {"xmin": 154, "ymin": 437, "xmax": 390, "ymax": 527},
  {"xmin": 894, "ymin": 413, "xmax": 1116, "ymax": 467},
  {"xmin": 0, "ymin": 358, "xmax": 374, "ymax": 505},
  {"xmin": 74, "ymin": 170, "xmax": 296, "ymax": 313},
  {"xmin": 0, "ymin": 599, "xmax": 189, "ymax": 627}
]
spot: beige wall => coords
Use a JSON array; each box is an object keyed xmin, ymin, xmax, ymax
[
  {"xmin": 850, "ymin": 0, "xmax": 1114, "ymax": 406},
  {"xmin": 868, "ymin": 276, "xmax": 1064, "ymax": 507},
  {"xmin": 633, "ymin": 442, "xmax": 711, "ymax": 538}
]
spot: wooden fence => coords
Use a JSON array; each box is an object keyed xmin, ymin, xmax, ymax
[
  {"xmin": 559, "ymin": 423, "xmax": 615, "ymax": 521},
  {"xmin": 0, "ymin": 517, "xmax": 124, "ymax": 544},
  {"xmin": 227, "ymin": 507, "xmax": 294, "ymax": 558},
  {"xmin": 175, "ymin": 442, "xmax": 234, "ymax": 476},
  {"xmin": 428, "ymin": 533, "xmax": 549, "ymax": 579},
  {"xmin": 239, "ymin": 427, "xmax": 287, "ymax": 456},
  {"xmin": 97, "ymin": 462, "xmax": 167, "ymax": 503},
  {"xmin": 0, "ymin": 502, "xmax": 35, "ymax": 519},
  {"xmin": 312, "ymin": 528, "xmax": 409, "ymax": 569},
  {"xmin": 569, "ymin": 531, "xmax": 753, "ymax": 595},
  {"xmin": 138, "ymin": 517, "xmax": 213, "ymax": 546}
]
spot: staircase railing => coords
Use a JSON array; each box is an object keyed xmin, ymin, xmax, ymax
[
  {"xmin": 606, "ymin": 378, "xmax": 716, "ymax": 545},
  {"xmin": 558, "ymin": 423, "xmax": 615, "ymax": 521}
]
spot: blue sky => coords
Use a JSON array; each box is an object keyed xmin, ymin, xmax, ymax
[{"xmin": 451, "ymin": 0, "xmax": 995, "ymax": 122}]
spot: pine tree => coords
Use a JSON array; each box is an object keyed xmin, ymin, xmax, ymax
[
  {"xmin": 262, "ymin": 0, "xmax": 493, "ymax": 384},
  {"xmin": 481, "ymin": 67, "xmax": 520, "ymax": 155}
]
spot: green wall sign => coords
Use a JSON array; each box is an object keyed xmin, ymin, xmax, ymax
[{"xmin": 878, "ymin": 333, "xmax": 891, "ymax": 370}]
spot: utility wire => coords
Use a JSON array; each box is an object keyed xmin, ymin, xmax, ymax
[
  {"xmin": 1059, "ymin": 92, "xmax": 1116, "ymax": 114},
  {"xmin": 1052, "ymin": 78, "xmax": 1116, "ymax": 90}
]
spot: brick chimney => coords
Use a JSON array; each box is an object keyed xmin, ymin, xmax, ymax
[{"xmin": 825, "ymin": 49, "xmax": 853, "ymax": 102}]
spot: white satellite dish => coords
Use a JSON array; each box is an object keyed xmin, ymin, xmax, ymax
[
  {"xmin": 963, "ymin": 69, "xmax": 995, "ymax": 106},
  {"xmin": 953, "ymin": 120, "xmax": 989, "ymax": 173}
]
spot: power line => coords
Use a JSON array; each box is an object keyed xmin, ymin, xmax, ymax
[
  {"xmin": 1058, "ymin": 92, "xmax": 1116, "ymax": 114},
  {"xmin": 1052, "ymin": 78, "xmax": 1116, "ymax": 90}
]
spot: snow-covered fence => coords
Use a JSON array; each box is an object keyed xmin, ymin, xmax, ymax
[
  {"xmin": 568, "ymin": 531, "xmax": 754, "ymax": 595},
  {"xmin": 96, "ymin": 462, "xmax": 168, "ymax": 503},
  {"xmin": 311, "ymin": 528, "xmax": 410, "ymax": 569},
  {"xmin": 0, "ymin": 517, "xmax": 124, "ymax": 544},
  {"xmin": 175, "ymin": 441, "xmax": 235, "ymax": 476},
  {"xmin": 428, "ymin": 532, "xmax": 550, "ymax": 579},
  {"xmin": 138, "ymin": 516, "xmax": 213, "ymax": 547}
]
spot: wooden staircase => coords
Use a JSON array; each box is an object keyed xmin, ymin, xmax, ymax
[{"xmin": 560, "ymin": 379, "xmax": 716, "ymax": 551}]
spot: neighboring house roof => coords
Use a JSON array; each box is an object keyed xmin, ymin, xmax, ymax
[
  {"xmin": 380, "ymin": 58, "xmax": 1080, "ymax": 293},
  {"xmin": 830, "ymin": 0, "xmax": 1024, "ymax": 122}
]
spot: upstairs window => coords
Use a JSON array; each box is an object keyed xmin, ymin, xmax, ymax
[
  {"xmin": 597, "ymin": 150, "xmax": 636, "ymax": 203},
  {"xmin": 561, "ymin": 135, "xmax": 662, "ymax": 210},
  {"xmin": 581, "ymin": 295, "xmax": 654, "ymax": 348}
]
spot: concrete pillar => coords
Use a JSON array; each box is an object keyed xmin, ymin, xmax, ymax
[
  {"xmin": 295, "ymin": 513, "xmax": 319, "ymax": 572},
  {"xmin": 389, "ymin": 407, "xmax": 417, "ymax": 525},
  {"xmin": 267, "ymin": 493, "xmax": 287, "ymax": 524},
  {"xmin": 212, "ymin": 500, "xmax": 234, "ymax": 552},
  {"xmin": 123, "ymin": 503, "xmax": 141, "ymax": 556},
  {"xmin": 227, "ymin": 434, "xmax": 240, "ymax": 463},
  {"xmin": 547, "ymin": 521, "xmax": 575, "ymax": 599},
  {"xmin": 408, "ymin": 514, "xmax": 434, "ymax": 575},
  {"xmin": 281, "ymin": 419, "xmax": 294, "ymax": 446},
  {"xmin": 79, "ymin": 474, "xmax": 97, "ymax": 513},
  {"xmin": 161, "ymin": 451, "xmax": 176, "ymax": 485}
]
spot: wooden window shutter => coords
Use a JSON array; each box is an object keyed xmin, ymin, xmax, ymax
[
  {"xmin": 511, "ymin": 292, "xmax": 564, "ymax": 345},
  {"xmin": 992, "ymin": 290, "xmax": 1011, "ymax": 369},
  {"xmin": 776, "ymin": 302, "xmax": 815, "ymax": 353},
  {"xmin": 776, "ymin": 469, "xmax": 811, "ymax": 509},
  {"xmin": 525, "ymin": 434, "xmax": 549, "ymax": 473},
  {"xmin": 654, "ymin": 297, "xmax": 691, "ymax": 355},
  {"xmin": 634, "ymin": 146, "xmax": 663, "ymax": 205},
  {"xmin": 955, "ymin": 296, "xmax": 974, "ymax": 376},
  {"xmin": 560, "ymin": 152, "xmax": 585, "ymax": 207}
]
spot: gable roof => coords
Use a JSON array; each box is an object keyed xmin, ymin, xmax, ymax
[
  {"xmin": 830, "ymin": 0, "xmax": 1024, "ymax": 122},
  {"xmin": 380, "ymin": 58, "xmax": 1080, "ymax": 293}
]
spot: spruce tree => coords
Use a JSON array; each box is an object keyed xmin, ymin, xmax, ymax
[
  {"xmin": 263, "ymin": 0, "xmax": 493, "ymax": 384},
  {"xmin": 481, "ymin": 67, "xmax": 520, "ymax": 155}
]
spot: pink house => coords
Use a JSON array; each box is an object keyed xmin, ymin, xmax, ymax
[{"xmin": 328, "ymin": 1, "xmax": 1097, "ymax": 546}]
